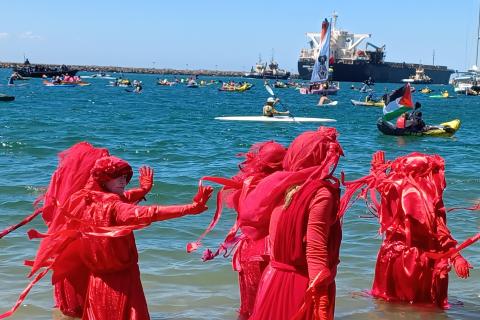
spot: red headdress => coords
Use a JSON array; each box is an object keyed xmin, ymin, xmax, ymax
[
  {"xmin": 237, "ymin": 126, "xmax": 343, "ymax": 241},
  {"xmin": 0, "ymin": 142, "xmax": 109, "ymax": 238},
  {"xmin": 339, "ymin": 151, "xmax": 479, "ymax": 259},
  {"xmin": 88, "ymin": 156, "xmax": 133, "ymax": 189},
  {"xmin": 187, "ymin": 141, "xmax": 287, "ymax": 257}
]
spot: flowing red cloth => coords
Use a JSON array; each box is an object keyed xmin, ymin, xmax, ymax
[
  {"xmin": 249, "ymin": 127, "xmax": 344, "ymax": 320},
  {"xmin": 1, "ymin": 155, "xmax": 212, "ymax": 319},
  {"xmin": 187, "ymin": 141, "xmax": 286, "ymax": 318},
  {"xmin": 340, "ymin": 152, "xmax": 472, "ymax": 308}
]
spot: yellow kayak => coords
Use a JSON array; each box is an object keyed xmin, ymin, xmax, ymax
[
  {"xmin": 351, "ymin": 99, "xmax": 385, "ymax": 107},
  {"xmin": 423, "ymin": 119, "xmax": 461, "ymax": 137},
  {"xmin": 377, "ymin": 119, "xmax": 461, "ymax": 137}
]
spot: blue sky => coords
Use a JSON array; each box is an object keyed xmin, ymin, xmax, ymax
[{"xmin": 1, "ymin": 0, "xmax": 479, "ymax": 73}]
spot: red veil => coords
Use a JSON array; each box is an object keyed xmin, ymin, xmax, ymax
[
  {"xmin": 339, "ymin": 151, "xmax": 475, "ymax": 307},
  {"xmin": 0, "ymin": 142, "xmax": 109, "ymax": 238},
  {"xmin": 187, "ymin": 141, "xmax": 286, "ymax": 259}
]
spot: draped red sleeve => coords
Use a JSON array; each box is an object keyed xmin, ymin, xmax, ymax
[{"xmin": 306, "ymin": 188, "xmax": 336, "ymax": 282}]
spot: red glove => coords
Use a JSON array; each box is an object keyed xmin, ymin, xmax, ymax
[
  {"xmin": 312, "ymin": 286, "xmax": 329, "ymax": 320},
  {"xmin": 370, "ymin": 151, "xmax": 385, "ymax": 172},
  {"xmin": 151, "ymin": 185, "xmax": 214, "ymax": 221},
  {"xmin": 452, "ymin": 254, "xmax": 472, "ymax": 279},
  {"xmin": 124, "ymin": 166, "xmax": 154, "ymax": 203}
]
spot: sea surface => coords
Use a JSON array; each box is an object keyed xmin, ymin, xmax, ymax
[{"xmin": 0, "ymin": 68, "xmax": 478, "ymax": 319}]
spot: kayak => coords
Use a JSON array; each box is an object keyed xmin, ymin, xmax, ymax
[
  {"xmin": 215, "ymin": 116, "xmax": 336, "ymax": 123},
  {"xmin": 350, "ymin": 99, "xmax": 385, "ymax": 107},
  {"xmin": 44, "ymin": 82, "xmax": 77, "ymax": 87},
  {"xmin": 377, "ymin": 118, "xmax": 461, "ymax": 137},
  {"xmin": 0, "ymin": 94, "xmax": 15, "ymax": 102},
  {"xmin": 318, "ymin": 101, "xmax": 338, "ymax": 106}
]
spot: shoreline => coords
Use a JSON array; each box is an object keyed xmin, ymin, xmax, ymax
[{"xmin": 0, "ymin": 61, "xmax": 289, "ymax": 78}]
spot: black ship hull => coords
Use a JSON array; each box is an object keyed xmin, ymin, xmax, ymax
[
  {"xmin": 298, "ymin": 59, "xmax": 453, "ymax": 84},
  {"xmin": 13, "ymin": 68, "xmax": 79, "ymax": 78}
]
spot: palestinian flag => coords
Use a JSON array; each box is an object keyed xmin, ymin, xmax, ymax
[{"xmin": 382, "ymin": 83, "xmax": 413, "ymax": 121}]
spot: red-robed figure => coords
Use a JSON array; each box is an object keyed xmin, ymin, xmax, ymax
[
  {"xmin": 243, "ymin": 127, "xmax": 344, "ymax": 320},
  {"xmin": 0, "ymin": 143, "xmax": 213, "ymax": 320},
  {"xmin": 188, "ymin": 141, "xmax": 286, "ymax": 319},
  {"xmin": 1, "ymin": 142, "xmax": 158, "ymax": 317},
  {"xmin": 341, "ymin": 151, "xmax": 472, "ymax": 308}
]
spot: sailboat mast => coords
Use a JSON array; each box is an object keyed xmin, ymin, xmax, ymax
[{"xmin": 476, "ymin": 4, "xmax": 480, "ymax": 67}]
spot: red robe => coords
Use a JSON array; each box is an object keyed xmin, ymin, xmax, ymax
[
  {"xmin": 371, "ymin": 194, "xmax": 457, "ymax": 308},
  {"xmin": 250, "ymin": 182, "xmax": 341, "ymax": 320},
  {"xmin": 232, "ymin": 236, "xmax": 269, "ymax": 319}
]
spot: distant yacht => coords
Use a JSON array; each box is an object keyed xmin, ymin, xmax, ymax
[{"xmin": 450, "ymin": 5, "xmax": 480, "ymax": 94}]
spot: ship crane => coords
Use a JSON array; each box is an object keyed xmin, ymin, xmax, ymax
[
  {"xmin": 346, "ymin": 34, "xmax": 371, "ymax": 52},
  {"xmin": 366, "ymin": 42, "xmax": 386, "ymax": 52}
]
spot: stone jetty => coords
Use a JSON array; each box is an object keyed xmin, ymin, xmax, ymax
[{"xmin": 0, "ymin": 61, "xmax": 248, "ymax": 77}]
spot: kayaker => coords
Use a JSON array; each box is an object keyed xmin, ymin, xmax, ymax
[
  {"xmin": 318, "ymin": 92, "xmax": 332, "ymax": 105},
  {"xmin": 262, "ymin": 97, "xmax": 289, "ymax": 117},
  {"xmin": 442, "ymin": 90, "xmax": 449, "ymax": 98},
  {"xmin": 407, "ymin": 102, "xmax": 426, "ymax": 132},
  {"xmin": 396, "ymin": 113, "xmax": 407, "ymax": 129},
  {"xmin": 365, "ymin": 92, "xmax": 379, "ymax": 103}
]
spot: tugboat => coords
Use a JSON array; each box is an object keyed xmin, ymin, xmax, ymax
[
  {"xmin": 13, "ymin": 58, "xmax": 79, "ymax": 78},
  {"xmin": 244, "ymin": 55, "xmax": 290, "ymax": 79},
  {"xmin": 401, "ymin": 66, "xmax": 432, "ymax": 84}
]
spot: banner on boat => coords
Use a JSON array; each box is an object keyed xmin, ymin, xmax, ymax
[
  {"xmin": 310, "ymin": 19, "xmax": 331, "ymax": 83},
  {"xmin": 382, "ymin": 83, "xmax": 413, "ymax": 121}
]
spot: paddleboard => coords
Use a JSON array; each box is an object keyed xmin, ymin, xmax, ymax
[
  {"xmin": 215, "ymin": 116, "xmax": 336, "ymax": 123},
  {"xmin": 318, "ymin": 101, "xmax": 338, "ymax": 106},
  {"xmin": 429, "ymin": 95, "xmax": 456, "ymax": 99}
]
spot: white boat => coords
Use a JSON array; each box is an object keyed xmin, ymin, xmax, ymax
[
  {"xmin": 401, "ymin": 66, "xmax": 432, "ymax": 84},
  {"xmin": 451, "ymin": 5, "xmax": 480, "ymax": 94},
  {"xmin": 215, "ymin": 116, "xmax": 336, "ymax": 123}
]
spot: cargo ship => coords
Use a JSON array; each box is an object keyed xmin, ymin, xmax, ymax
[{"xmin": 298, "ymin": 13, "xmax": 453, "ymax": 84}]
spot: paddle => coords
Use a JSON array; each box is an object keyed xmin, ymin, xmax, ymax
[{"xmin": 264, "ymin": 84, "xmax": 296, "ymax": 120}]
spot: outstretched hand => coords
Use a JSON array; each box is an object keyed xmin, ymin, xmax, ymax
[
  {"xmin": 371, "ymin": 151, "xmax": 385, "ymax": 172},
  {"xmin": 453, "ymin": 255, "xmax": 473, "ymax": 279},
  {"xmin": 190, "ymin": 185, "xmax": 214, "ymax": 215},
  {"xmin": 139, "ymin": 166, "xmax": 154, "ymax": 192}
]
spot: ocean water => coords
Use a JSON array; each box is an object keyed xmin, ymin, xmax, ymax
[{"xmin": 0, "ymin": 69, "xmax": 478, "ymax": 319}]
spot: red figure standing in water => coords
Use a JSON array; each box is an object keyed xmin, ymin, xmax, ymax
[
  {"xmin": 245, "ymin": 127, "xmax": 344, "ymax": 320},
  {"xmin": 188, "ymin": 141, "xmax": 286, "ymax": 319},
  {"xmin": 0, "ymin": 144, "xmax": 213, "ymax": 320},
  {"xmin": 341, "ymin": 151, "xmax": 472, "ymax": 308}
]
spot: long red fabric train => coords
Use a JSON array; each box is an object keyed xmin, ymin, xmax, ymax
[{"xmin": 0, "ymin": 150, "xmax": 213, "ymax": 319}]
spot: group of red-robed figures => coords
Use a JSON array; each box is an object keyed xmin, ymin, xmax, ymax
[{"xmin": 0, "ymin": 127, "xmax": 477, "ymax": 320}]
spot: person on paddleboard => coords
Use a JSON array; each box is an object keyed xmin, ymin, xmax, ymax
[
  {"xmin": 318, "ymin": 92, "xmax": 332, "ymax": 106},
  {"xmin": 263, "ymin": 97, "xmax": 289, "ymax": 117}
]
